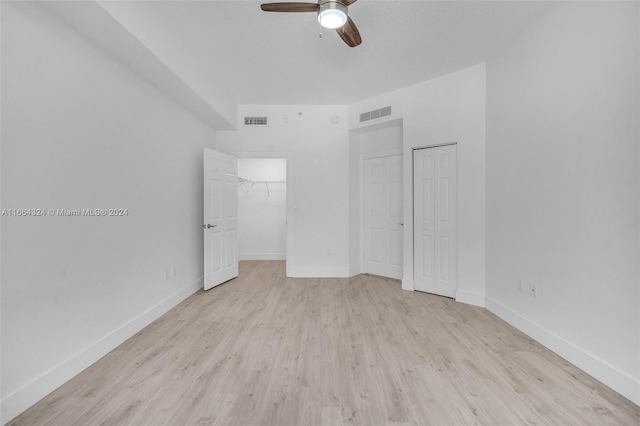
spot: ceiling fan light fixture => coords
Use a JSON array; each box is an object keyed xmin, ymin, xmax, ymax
[{"xmin": 318, "ymin": 2, "xmax": 348, "ymax": 29}]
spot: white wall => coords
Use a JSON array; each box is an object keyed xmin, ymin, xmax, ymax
[
  {"xmin": 404, "ymin": 65, "xmax": 487, "ymax": 306},
  {"xmin": 349, "ymin": 64, "xmax": 487, "ymax": 307},
  {"xmin": 359, "ymin": 121, "xmax": 403, "ymax": 156},
  {"xmin": 238, "ymin": 158, "xmax": 286, "ymax": 182},
  {"xmin": 94, "ymin": 1, "xmax": 238, "ymax": 129},
  {"xmin": 237, "ymin": 158, "xmax": 287, "ymax": 260},
  {"xmin": 1, "ymin": 3, "xmax": 217, "ymax": 422},
  {"xmin": 37, "ymin": 1, "xmax": 236, "ymax": 131},
  {"xmin": 217, "ymin": 105, "xmax": 350, "ymax": 277},
  {"xmin": 486, "ymin": 2, "xmax": 640, "ymax": 404}
]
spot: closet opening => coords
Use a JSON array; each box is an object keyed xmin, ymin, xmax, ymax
[{"xmin": 237, "ymin": 157, "xmax": 289, "ymax": 272}]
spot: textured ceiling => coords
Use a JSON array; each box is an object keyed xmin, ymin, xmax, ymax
[{"xmin": 99, "ymin": 1, "xmax": 554, "ymax": 105}]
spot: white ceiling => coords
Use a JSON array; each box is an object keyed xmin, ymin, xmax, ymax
[{"xmin": 98, "ymin": 1, "xmax": 554, "ymax": 106}]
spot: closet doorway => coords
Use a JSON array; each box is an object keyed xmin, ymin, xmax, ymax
[{"xmin": 236, "ymin": 155, "xmax": 290, "ymax": 273}]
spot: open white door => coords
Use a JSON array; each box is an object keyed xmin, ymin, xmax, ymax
[
  {"xmin": 413, "ymin": 144, "xmax": 457, "ymax": 297},
  {"xmin": 203, "ymin": 148, "xmax": 238, "ymax": 290}
]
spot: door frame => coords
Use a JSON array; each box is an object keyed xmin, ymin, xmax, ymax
[
  {"xmin": 232, "ymin": 151, "xmax": 292, "ymax": 277},
  {"xmin": 410, "ymin": 142, "xmax": 458, "ymax": 295},
  {"xmin": 360, "ymin": 149, "xmax": 403, "ymax": 275}
]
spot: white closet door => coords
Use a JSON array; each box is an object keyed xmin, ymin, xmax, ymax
[
  {"xmin": 363, "ymin": 154, "xmax": 403, "ymax": 279},
  {"xmin": 413, "ymin": 145, "xmax": 457, "ymax": 297}
]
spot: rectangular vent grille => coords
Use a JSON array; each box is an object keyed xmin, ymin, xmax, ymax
[
  {"xmin": 244, "ymin": 116, "xmax": 268, "ymax": 126},
  {"xmin": 359, "ymin": 106, "xmax": 392, "ymax": 123}
]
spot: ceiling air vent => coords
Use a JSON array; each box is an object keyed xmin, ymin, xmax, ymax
[
  {"xmin": 244, "ymin": 116, "xmax": 268, "ymax": 126},
  {"xmin": 359, "ymin": 106, "xmax": 392, "ymax": 123}
]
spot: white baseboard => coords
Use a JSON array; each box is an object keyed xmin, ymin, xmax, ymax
[
  {"xmin": 239, "ymin": 253, "xmax": 286, "ymax": 261},
  {"xmin": 1, "ymin": 277, "xmax": 203, "ymax": 425},
  {"xmin": 485, "ymin": 296, "xmax": 640, "ymax": 406},
  {"xmin": 286, "ymin": 265, "xmax": 351, "ymax": 278},
  {"xmin": 348, "ymin": 264, "xmax": 361, "ymax": 277},
  {"xmin": 455, "ymin": 289, "xmax": 485, "ymax": 307},
  {"xmin": 361, "ymin": 265, "xmax": 402, "ymax": 281}
]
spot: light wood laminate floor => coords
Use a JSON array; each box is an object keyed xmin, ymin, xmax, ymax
[{"xmin": 10, "ymin": 261, "xmax": 640, "ymax": 425}]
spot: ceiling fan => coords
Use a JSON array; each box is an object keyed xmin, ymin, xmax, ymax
[{"xmin": 260, "ymin": 1, "xmax": 362, "ymax": 47}]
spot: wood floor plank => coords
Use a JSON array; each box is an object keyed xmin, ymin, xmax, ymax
[{"xmin": 9, "ymin": 260, "xmax": 640, "ymax": 426}]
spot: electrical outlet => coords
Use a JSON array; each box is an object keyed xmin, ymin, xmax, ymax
[
  {"xmin": 172, "ymin": 266, "xmax": 177, "ymax": 277},
  {"xmin": 518, "ymin": 279, "xmax": 524, "ymax": 292},
  {"xmin": 529, "ymin": 283, "xmax": 537, "ymax": 298}
]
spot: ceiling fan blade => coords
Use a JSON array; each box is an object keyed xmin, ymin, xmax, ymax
[
  {"xmin": 342, "ymin": 0, "xmax": 358, "ymax": 5},
  {"xmin": 260, "ymin": 2, "xmax": 319, "ymax": 12},
  {"xmin": 336, "ymin": 16, "xmax": 362, "ymax": 47}
]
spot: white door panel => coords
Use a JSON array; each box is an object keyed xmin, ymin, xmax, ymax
[
  {"xmin": 204, "ymin": 148, "xmax": 238, "ymax": 290},
  {"xmin": 389, "ymin": 229, "xmax": 403, "ymax": 267},
  {"xmin": 363, "ymin": 154, "xmax": 403, "ymax": 279},
  {"xmin": 414, "ymin": 145, "xmax": 457, "ymax": 297}
]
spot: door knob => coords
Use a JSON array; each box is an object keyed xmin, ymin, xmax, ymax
[
  {"xmin": 398, "ymin": 223, "xmax": 404, "ymax": 226},
  {"xmin": 202, "ymin": 224, "xmax": 217, "ymax": 229}
]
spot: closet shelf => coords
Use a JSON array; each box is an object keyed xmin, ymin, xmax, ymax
[{"xmin": 238, "ymin": 177, "xmax": 286, "ymax": 197}]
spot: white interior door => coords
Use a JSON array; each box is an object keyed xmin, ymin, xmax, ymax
[
  {"xmin": 203, "ymin": 148, "xmax": 238, "ymax": 290},
  {"xmin": 363, "ymin": 154, "xmax": 403, "ymax": 279},
  {"xmin": 413, "ymin": 145, "xmax": 457, "ymax": 297}
]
